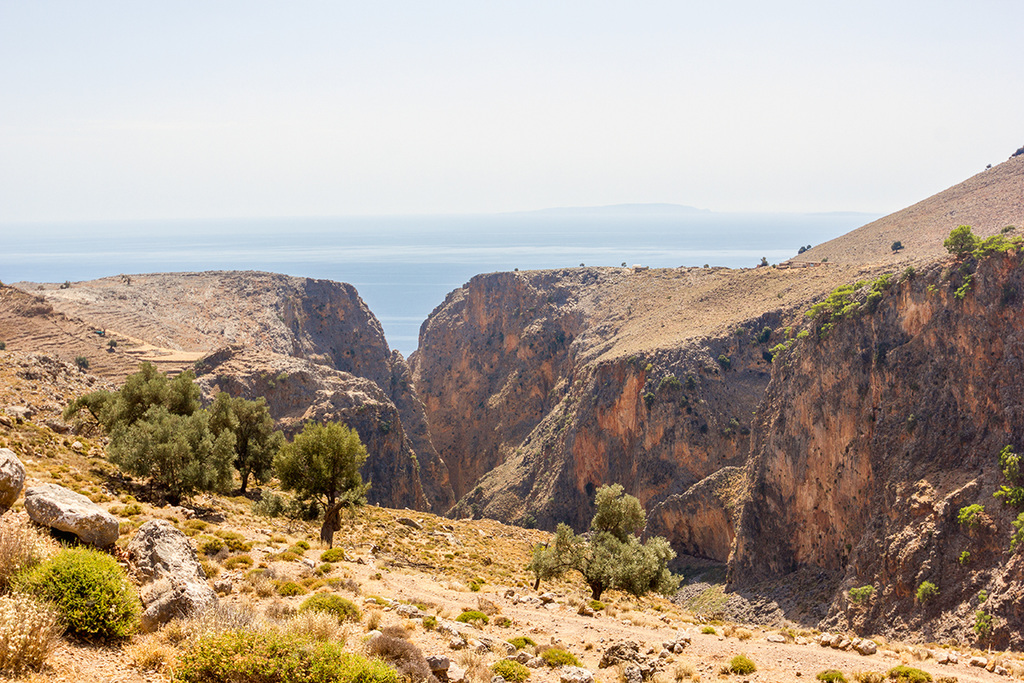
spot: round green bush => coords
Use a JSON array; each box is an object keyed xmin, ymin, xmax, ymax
[
  {"xmin": 887, "ymin": 666, "xmax": 932, "ymax": 683},
  {"xmin": 300, "ymin": 594, "xmax": 361, "ymax": 622},
  {"xmin": 818, "ymin": 670, "xmax": 847, "ymax": 683},
  {"xmin": 18, "ymin": 547, "xmax": 140, "ymax": 639},
  {"xmin": 320, "ymin": 548, "xmax": 346, "ymax": 563},
  {"xmin": 541, "ymin": 648, "xmax": 581, "ymax": 667},
  {"xmin": 455, "ymin": 609, "xmax": 488, "ymax": 625},
  {"xmin": 276, "ymin": 581, "xmax": 306, "ymax": 597},
  {"xmin": 507, "ymin": 636, "xmax": 536, "ymax": 650},
  {"xmin": 175, "ymin": 630, "xmax": 398, "ymax": 683},
  {"xmin": 492, "ymin": 660, "xmax": 530, "ymax": 682},
  {"xmin": 728, "ymin": 655, "xmax": 756, "ymax": 675}
]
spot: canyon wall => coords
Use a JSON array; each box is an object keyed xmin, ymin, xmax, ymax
[{"xmin": 730, "ymin": 253, "xmax": 1024, "ymax": 647}]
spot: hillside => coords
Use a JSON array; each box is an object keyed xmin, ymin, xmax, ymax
[
  {"xmin": 1, "ymin": 347, "xmax": 1021, "ymax": 682},
  {"xmin": 2, "ymin": 272, "xmax": 454, "ymax": 514},
  {"xmin": 790, "ymin": 153, "xmax": 1024, "ymax": 266}
]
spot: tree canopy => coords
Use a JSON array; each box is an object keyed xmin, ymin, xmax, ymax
[
  {"xmin": 274, "ymin": 421, "xmax": 369, "ymax": 546},
  {"xmin": 208, "ymin": 392, "xmax": 283, "ymax": 494},
  {"xmin": 528, "ymin": 484, "xmax": 677, "ymax": 600}
]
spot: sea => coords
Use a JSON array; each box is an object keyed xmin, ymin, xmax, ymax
[{"xmin": 0, "ymin": 207, "xmax": 878, "ymax": 357}]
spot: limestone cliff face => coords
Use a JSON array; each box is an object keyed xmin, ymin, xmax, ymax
[
  {"xmin": 25, "ymin": 271, "xmax": 454, "ymax": 514},
  {"xmin": 647, "ymin": 466, "xmax": 744, "ymax": 563},
  {"xmin": 731, "ymin": 253, "xmax": 1024, "ymax": 648},
  {"xmin": 411, "ymin": 267, "xmax": 804, "ymax": 542}
]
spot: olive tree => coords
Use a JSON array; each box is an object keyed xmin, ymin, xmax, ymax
[
  {"xmin": 208, "ymin": 393, "xmax": 284, "ymax": 494},
  {"xmin": 64, "ymin": 363, "xmax": 233, "ymax": 503},
  {"xmin": 274, "ymin": 421, "xmax": 369, "ymax": 547},
  {"xmin": 529, "ymin": 484, "xmax": 677, "ymax": 600}
]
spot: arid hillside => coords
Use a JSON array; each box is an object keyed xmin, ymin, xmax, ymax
[
  {"xmin": 1, "ymin": 272, "xmax": 454, "ymax": 514},
  {"xmin": 790, "ymin": 152, "xmax": 1024, "ymax": 266}
]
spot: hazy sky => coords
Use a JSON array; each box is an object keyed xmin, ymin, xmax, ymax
[{"xmin": 2, "ymin": 1, "xmax": 1022, "ymax": 222}]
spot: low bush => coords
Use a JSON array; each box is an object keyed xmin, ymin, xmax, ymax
[
  {"xmin": 818, "ymin": 671, "xmax": 847, "ymax": 683},
  {"xmin": 276, "ymin": 581, "xmax": 306, "ymax": 597},
  {"xmin": 321, "ymin": 548, "xmax": 345, "ymax": 562},
  {"xmin": 700, "ymin": 626, "xmax": 717, "ymax": 635},
  {"xmin": 957, "ymin": 504, "xmax": 985, "ymax": 527},
  {"xmin": 175, "ymin": 630, "xmax": 398, "ymax": 683},
  {"xmin": 282, "ymin": 610, "xmax": 346, "ymax": 643},
  {"xmin": 299, "ymin": 594, "xmax": 361, "ymax": 622},
  {"xmin": 455, "ymin": 609, "xmax": 488, "ymax": 626},
  {"xmin": 887, "ymin": 666, "xmax": 932, "ymax": 683},
  {"xmin": 222, "ymin": 554, "xmax": 254, "ymax": 570},
  {"xmin": 848, "ymin": 585, "xmax": 874, "ymax": 604},
  {"xmin": 541, "ymin": 648, "xmax": 581, "ymax": 667},
  {"xmin": 367, "ymin": 633, "xmax": 437, "ymax": 683},
  {"xmin": 915, "ymin": 581, "xmax": 938, "ymax": 603},
  {"xmin": 728, "ymin": 655, "xmax": 756, "ymax": 675},
  {"xmin": 17, "ymin": 546, "xmax": 140, "ymax": 639},
  {"xmin": 507, "ymin": 635, "xmax": 536, "ymax": 650},
  {"xmin": 492, "ymin": 659, "xmax": 531, "ymax": 682},
  {"xmin": 422, "ymin": 615, "xmax": 437, "ymax": 630},
  {"xmin": 588, "ymin": 599, "xmax": 605, "ymax": 611},
  {"xmin": 0, "ymin": 593, "xmax": 62, "ymax": 673}
]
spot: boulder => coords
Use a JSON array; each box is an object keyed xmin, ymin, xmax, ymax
[
  {"xmin": 24, "ymin": 483, "xmax": 118, "ymax": 547},
  {"xmin": 560, "ymin": 667, "xmax": 595, "ymax": 683},
  {"xmin": 599, "ymin": 641, "xmax": 642, "ymax": 668},
  {"xmin": 447, "ymin": 664, "xmax": 467, "ymax": 683},
  {"xmin": 397, "ymin": 517, "xmax": 423, "ymax": 529},
  {"xmin": 427, "ymin": 656, "xmax": 451, "ymax": 673},
  {"xmin": 127, "ymin": 520, "xmax": 217, "ymax": 631},
  {"xmin": 854, "ymin": 639, "xmax": 877, "ymax": 656},
  {"xmin": 0, "ymin": 448, "xmax": 26, "ymax": 508}
]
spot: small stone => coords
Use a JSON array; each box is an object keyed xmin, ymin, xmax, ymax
[
  {"xmin": 447, "ymin": 664, "xmax": 467, "ymax": 683},
  {"xmin": 766, "ymin": 634, "xmax": 787, "ymax": 643},
  {"xmin": 995, "ymin": 666, "xmax": 1009, "ymax": 676},
  {"xmin": 492, "ymin": 677, "xmax": 507, "ymax": 683},
  {"xmin": 623, "ymin": 664, "xmax": 643, "ymax": 683},
  {"xmin": 214, "ymin": 579, "xmax": 233, "ymax": 595},
  {"xmin": 526, "ymin": 657, "xmax": 545, "ymax": 668},
  {"xmin": 560, "ymin": 666, "xmax": 595, "ymax": 683},
  {"xmin": 540, "ymin": 592, "xmax": 557, "ymax": 604},
  {"xmin": 71, "ymin": 440, "xmax": 84, "ymax": 451},
  {"xmin": 427, "ymin": 655, "xmax": 451, "ymax": 672},
  {"xmin": 397, "ymin": 517, "xmax": 423, "ymax": 530},
  {"xmin": 449, "ymin": 637, "xmax": 467, "ymax": 650},
  {"xmin": 970, "ymin": 656, "xmax": 988, "ymax": 668},
  {"xmin": 577, "ymin": 604, "xmax": 595, "ymax": 617},
  {"xmin": 855, "ymin": 640, "xmax": 877, "ymax": 656}
]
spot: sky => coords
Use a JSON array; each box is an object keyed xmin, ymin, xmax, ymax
[{"xmin": 1, "ymin": 1, "xmax": 1023, "ymax": 223}]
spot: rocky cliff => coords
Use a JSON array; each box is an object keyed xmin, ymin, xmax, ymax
[
  {"xmin": 410, "ymin": 263, "xmax": 877, "ymax": 543},
  {"xmin": 730, "ymin": 251, "xmax": 1024, "ymax": 648},
  {"xmin": 11, "ymin": 272, "xmax": 454, "ymax": 514}
]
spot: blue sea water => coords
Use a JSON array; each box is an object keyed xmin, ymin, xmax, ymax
[{"xmin": 0, "ymin": 209, "xmax": 877, "ymax": 357}]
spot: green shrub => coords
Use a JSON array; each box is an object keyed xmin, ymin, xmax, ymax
[
  {"xmin": 287, "ymin": 544, "xmax": 308, "ymax": 556},
  {"xmin": 701, "ymin": 626, "xmax": 717, "ymax": 635},
  {"xmin": 588, "ymin": 599, "xmax": 605, "ymax": 611},
  {"xmin": 422, "ymin": 615, "xmax": 437, "ymax": 630},
  {"xmin": 848, "ymin": 585, "xmax": 874, "ymax": 604},
  {"xmin": 887, "ymin": 666, "xmax": 932, "ymax": 683},
  {"xmin": 321, "ymin": 548, "xmax": 345, "ymax": 563},
  {"xmin": 957, "ymin": 504, "xmax": 985, "ymax": 526},
  {"xmin": 657, "ymin": 374, "xmax": 682, "ymax": 392},
  {"xmin": 1012, "ymin": 512, "xmax": 1024, "ymax": 553},
  {"xmin": 175, "ymin": 629, "xmax": 398, "ymax": 683},
  {"xmin": 299, "ymin": 594, "xmax": 361, "ymax": 622},
  {"xmin": 468, "ymin": 576, "xmax": 485, "ymax": 592},
  {"xmin": 455, "ymin": 609, "xmax": 488, "ymax": 626},
  {"xmin": 198, "ymin": 536, "xmax": 225, "ymax": 556},
  {"xmin": 18, "ymin": 547, "xmax": 140, "ymax": 638},
  {"xmin": 276, "ymin": 581, "xmax": 306, "ymax": 597},
  {"xmin": 0, "ymin": 593, "xmax": 62, "ymax": 673},
  {"xmin": 994, "ymin": 445, "xmax": 1024, "ymax": 509},
  {"xmin": 915, "ymin": 581, "xmax": 938, "ymax": 603},
  {"xmin": 492, "ymin": 659, "xmax": 531, "ymax": 682},
  {"xmin": 223, "ymin": 554, "xmax": 254, "ymax": 570},
  {"xmin": 958, "ymin": 551, "xmax": 971, "ymax": 565},
  {"xmin": 944, "ymin": 225, "xmax": 979, "ymax": 259},
  {"xmin": 716, "ymin": 355, "xmax": 732, "ymax": 371},
  {"xmin": 507, "ymin": 635, "xmax": 536, "ymax": 650},
  {"xmin": 541, "ymin": 648, "xmax": 581, "ymax": 667},
  {"xmin": 818, "ymin": 671, "xmax": 847, "ymax": 683},
  {"xmin": 728, "ymin": 655, "xmax": 756, "ymax": 675},
  {"xmin": 74, "ymin": 356, "xmax": 89, "ymax": 370},
  {"xmin": 974, "ymin": 610, "xmax": 992, "ymax": 641},
  {"xmin": 0, "ymin": 341, "xmax": 5, "ymax": 350}
]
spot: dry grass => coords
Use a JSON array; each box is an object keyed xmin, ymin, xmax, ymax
[
  {"xmin": 125, "ymin": 632, "xmax": 174, "ymax": 673},
  {"xmin": 0, "ymin": 593, "xmax": 63, "ymax": 674},
  {"xmin": 456, "ymin": 650, "xmax": 490, "ymax": 683},
  {"xmin": 0, "ymin": 513, "xmax": 56, "ymax": 588},
  {"xmin": 281, "ymin": 610, "xmax": 347, "ymax": 643}
]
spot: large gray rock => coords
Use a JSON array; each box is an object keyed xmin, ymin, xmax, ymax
[
  {"xmin": 0, "ymin": 448, "xmax": 26, "ymax": 508},
  {"xmin": 127, "ymin": 520, "xmax": 217, "ymax": 631},
  {"xmin": 24, "ymin": 483, "xmax": 118, "ymax": 546}
]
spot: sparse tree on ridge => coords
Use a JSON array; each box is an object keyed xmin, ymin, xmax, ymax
[{"xmin": 209, "ymin": 392, "xmax": 284, "ymax": 494}]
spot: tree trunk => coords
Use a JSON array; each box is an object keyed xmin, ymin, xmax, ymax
[
  {"xmin": 589, "ymin": 582, "xmax": 604, "ymax": 601},
  {"xmin": 320, "ymin": 501, "xmax": 345, "ymax": 548}
]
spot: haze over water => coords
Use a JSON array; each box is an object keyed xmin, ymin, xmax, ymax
[{"xmin": 0, "ymin": 207, "xmax": 877, "ymax": 356}]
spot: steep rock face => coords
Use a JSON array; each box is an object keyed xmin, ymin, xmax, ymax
[
  {"xmin": 194, "ymin": 347, "xmax": 451, "ymax": 513},
  {"xmin": 410, "ymin": 266, "xmax": 842, "ymax": 543},
  {"xmin": 730, "ymin": 253, "xmax": 1024, "ymax": 647},
  {"xmin": 647, "ymin": 466, "xmax": 744, "ymax": 563}
]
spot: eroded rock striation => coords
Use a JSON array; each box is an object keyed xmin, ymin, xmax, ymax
[{"xmin": 730, "ymin": 252, "xmax": 1024, "ymax": 647}]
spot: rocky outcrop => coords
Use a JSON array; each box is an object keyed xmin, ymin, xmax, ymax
[
  {"xmin": 0, "ymin": 448, "xmax": 25, "ymax": 509},
  {"xmin": 24, "ymin": 272, "xmax": 454, "ymax": 514},
  {"xmin": 646, "ymin": 466, "xmax": 743, "ymax": 563},
  {"xmin": 411, "ymin": 265, "xmax": 849, "ymax": 541},
  {"xmin": 24, "ymin": 483, "xmax": 119, "ymax": 547},
  {"xmin": 127, "ymin": 519, "xmax": 217, "ymax": 631},
  {"xmin": 194, "ymin": 347, "xmax": 448, "ymax": 512},
  {"xmin": 730, "ymin": 252, "xmax": 1024, "ymax": 648}
]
